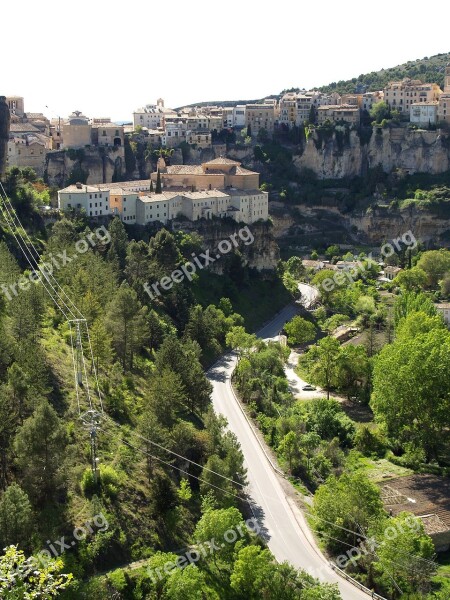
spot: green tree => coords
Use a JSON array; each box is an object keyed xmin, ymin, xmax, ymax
[
  {"xmin": 336, "ymin": 344, "xmax": 370, "ymax": 399},
  {"xmin": 306, "ymin": 337, "xmax": 341, "ymax": 399},
  {"xmin": 369, "ymin": 513, "xmax": 436, "ymax": 597},
  {"xmin": 325, "ymin": 245, "xmax": 340, "ymax": 260},
  {"xmin": 106, "ymin": 283, "xmax": 148, "ymax": 370},
  {"xmin": 394, "ymin": 291, "xmax": 437, "ymax": 326},
  {"xmin": 313, "ymin": 472, "xmax": 384, "ymax": 551},
  {"xmin": 155, "ymin": 336, "xmax": 212, "ymax": 414},
  {"xmin": 284, "ymin": 316, "xmax": 316, "ymax": 345},
  {"xmin": 107, "ymin": 217, "xmax": 128, "ymax": 271},
  {"xmin": 0, "ymin": 545, "xmax": 73, "ymax": 598},
  {"xmin": 417, "ymin": 249, "xmax": 450, "ymax": 288},
  {"xmin": 194, "ymin": 507, "xmax": 248, "ymax": 561},
  {"xmin": 155, "ymin": 169, "xmax": 162, "ymax": 194},
  {"xmin": 165, "ymin": 564, "xmax": 219, "ymax": 599},
  {"xmin": 0, "ymin": 483, "xmax": 32, "ymax": 548},
  {"xmin": 226, "ymin": 326, "xmax": 257, "ymax": 361},
  {"xmin": 371, "ymin": 323, "xmax": 450, "ymax": 459},
  {"xmin": 14, "ymin": 400, "xmax": 67, "ymax": 504},
  {"xmin": 89, "ymin": 318, "xmax": 113, "ymax": 374},
  {"xmin": 393, "ymin": 267, "xmax": 427, "ymax": 291},
  {"xmin": 145, "ymin": 368, "xmax": 187, "ymax": 428},
  {"xmin": 370, "ymin": 101, "xmax": 391, "ymax": 124},
  {"xmin": 278, "ymin": 431, "xmax": 301, "ymax": 472}
]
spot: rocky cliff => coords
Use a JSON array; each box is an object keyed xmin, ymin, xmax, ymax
[
  {"xmin": 172, "ymin": 219, "xmax": 279, "ymax": 271},
  {"xmin": 45, "ymin": 147, "xmax": 125, "ymax": 188},
  {"xmin": 270, "ymin": 200, "xmax": 450, "ymax": 248},
  {"xmin": 294, "ymin": 127, "xmax": 450, "ymax": 179},
  {"xmin": 0, "ymin": 96, "xmax": 10, "ymax": 180}
]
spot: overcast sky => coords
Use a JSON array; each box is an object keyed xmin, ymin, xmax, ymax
[{"xmin": 3, "ymin": 1, "xmax": 449, "ymax": 122}]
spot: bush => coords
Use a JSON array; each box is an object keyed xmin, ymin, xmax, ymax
[
  {"xmin": 81, "ymin": 465, "xmax": 122, "ymax": 498},
  {"xmin": 354, "ymin": 425, "xmax": 388, "ymax": 458}
]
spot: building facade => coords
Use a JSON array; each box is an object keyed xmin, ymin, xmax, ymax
[
  {"xmin": 58, "ymin": 183, "xmax": 109, "ymax": 217},
  {"xmin": 384, "ymin": 79, "xmax": 442, "ymax": 113},
  {"xmin": 410, "ymin": 102, "xmax": 439, "ymax": 126},
  {"xmin": 245, "ymin": 104, "xmax": 275, "ymax": 134}
]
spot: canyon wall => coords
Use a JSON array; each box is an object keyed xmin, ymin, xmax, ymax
[{"xmin": 294, "ymin": 128, "xmax": 450, "ymax": 179}]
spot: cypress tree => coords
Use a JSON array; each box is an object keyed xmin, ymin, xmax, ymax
[{"xmin": 155, "ymin": 169, "xmax": 162, "ymax": 194}]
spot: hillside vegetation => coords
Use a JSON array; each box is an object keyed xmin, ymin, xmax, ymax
[{"xmin": 319, "ymin": 52, "xmax": 450, "ymax": 95}]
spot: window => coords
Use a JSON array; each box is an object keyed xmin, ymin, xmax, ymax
[{"xmin": 95, "ymin": 203, "xmax": 97, "ymax": 207}]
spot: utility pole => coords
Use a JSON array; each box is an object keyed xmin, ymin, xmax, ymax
[{"xmin": 71, "ymin": 318, "xmax": 103, "ymax": 485}]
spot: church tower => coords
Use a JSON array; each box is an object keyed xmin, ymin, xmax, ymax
[{"xmin": 445, "ymin": 63, "xmax": 450, "ymax": 93}]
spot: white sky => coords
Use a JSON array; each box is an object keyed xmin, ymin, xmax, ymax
[{"xmin": 3, "ymin": 1, "xmax": 450, "ymax": 122}]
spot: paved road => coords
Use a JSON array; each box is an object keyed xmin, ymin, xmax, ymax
[
  {"xmin": 285, "ymin": 349, "xmax": 325, "ymax": 400},
  {"xmin": 208, "ymin": 305, "xmax": 370, "ymax": 600},
  {"xmin": 298, "ymin": 282, "xmax": 320, "ymax": 308}
]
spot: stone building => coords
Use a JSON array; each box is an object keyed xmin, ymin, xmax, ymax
[
  {"xmin": 437, "ymin": 63, "xmax": 450, "ymax": 126},
  {"xmin": 384, "ymin": 79, "xmax": 442, "ymax": 114},
  {"xmin": 151, "ymin": 157, "xmax": 260, "ymax": 190},
  {"xmin": 62, "ymin": 111, "xmax": 91, "ymax": 148},
  {"xmin": 317, "ymin": 104, "xmax": 361, "ymax": 126}
]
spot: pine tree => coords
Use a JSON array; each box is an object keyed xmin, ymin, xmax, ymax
[
  {"xmin": 150, "ymin": 180, "xmax": 154, "ymax": 193},
  {"xmin": 14, "ymin": 400, "xmax": 67, "ymax": 503},
  {"xmin": 155, "ymin": 169, "xmax": 162, "ymax": 194},
  {"xmin": 106, "ymin": 216, "xmax": 128, "ymax": 271},
  {"xmin": 0, "ymin": 482, "xmax": 32, "ymax": 547}
]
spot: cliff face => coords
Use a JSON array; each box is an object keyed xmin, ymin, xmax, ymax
[
  {"xmin": 46, "ymin": 147, "xmax": 125, "ymax": 187},
  {"xmin": 270, "ymin": 200, "xmax": 450, "ymax": 248},
  {"xmin": 348, "ymin": 205, "xmax": 450, "ymax": 246},
  {"xmin": 172, "ymin": 219, "xmax": 279, "ymax": 271},
  {"xmin": 0, "ymin": 96, "xmax": 10, "ymax": 180},
  {"xmin": 294, "ymin": 128, "xmax": 450, "ymax": 179}
]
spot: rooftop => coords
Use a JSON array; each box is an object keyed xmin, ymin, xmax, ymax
[
  {"xmin": 10, "ymin": 122, "xmax": 40, "ymax": 133},
  {"xmin": 59, "ymin": 184, "xmax": 106, "ymax": 194},
  {"xmin": 379, "ymin": 474, "xmax": 450, "ymax": 534},
  {"xmin": 203, "ymin": 157, "xmax": 240, "ymax": 166}
]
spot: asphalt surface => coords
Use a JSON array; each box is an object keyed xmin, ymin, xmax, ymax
[{"xmin": 208, "ymin": 304, "xmax": 371, "ymax": 599}]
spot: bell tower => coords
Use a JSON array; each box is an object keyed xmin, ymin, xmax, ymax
[{"xmin": 445, "ymin": 63, "xmax": 450, "ymax": 93}]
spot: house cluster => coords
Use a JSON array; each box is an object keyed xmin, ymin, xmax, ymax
[
  {"xmin": 132, "ymin": 64, "xmax": 450, "ymax": 150},
  {"xmin": 132, "ymin": 97, "xmax": 279, "ymax": 147},
  {"xmin": 57, "ymin": 156, "xmax": 268, "ymax": 226},
  {"xmin": 277, "ymin": 63, "xmax": 450, "ymax": 129},
  {"xmin": 5, "ymin": 97, "xmax": 125, "ymax": 176}
]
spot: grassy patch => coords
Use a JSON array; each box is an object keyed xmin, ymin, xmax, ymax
[{"xmin": 356, "ymin": 457, "xmax": 413, "ymax": 483}]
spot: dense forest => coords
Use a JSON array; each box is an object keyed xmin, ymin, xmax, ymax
[{"xmin": 0, "ymin": 168, "xmax": 341, "ymax": 599}]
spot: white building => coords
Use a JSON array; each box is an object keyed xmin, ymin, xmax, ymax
[
  {"xmin": 361, "ymin": 91, "xmax": 384, "ymax": 113},
  {"xmin": 134, "ymin": 188, "xmax": 269, "ymax": 226},
  {"xmin": 133, "ymin": 103, "xmax": 164, "ymax": 129},
  {"xmin": 410, "ymin": 102, "xmax": 439, "ymax": 127},
  {"xmin": 436, "ymin": 303, "xmax": 450, "ymax": 326},
  {"xmin": 233, "ymin": 105, "xmax": 246, "ymax": 128},
  {"xmin": 58, "ymin": 183, "xmax": 109, "ymax": 217}
]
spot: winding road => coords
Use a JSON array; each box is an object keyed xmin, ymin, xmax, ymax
[{"xmin": 208, "ymin": 304, "xmax": 371, "ymax": 599}]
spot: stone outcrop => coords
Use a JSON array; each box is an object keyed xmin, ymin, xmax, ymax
[
  {"xmin": 294, "ymin": 127, "xmax": 450, "ymax": 179},
  {"xmin": 172, "ymin": 219, "xmax": 279, "ymax": 271},
  {"xmin": 270, "ymin": 200, "xmax": 450, "ymax": 248},
  {"xmin": 45, "ymin": 146, "xmax": 125, "ymax": 187},
  {"xmin": 0, "ymin": 96, "xmax": 10, "ymax": 180}
]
